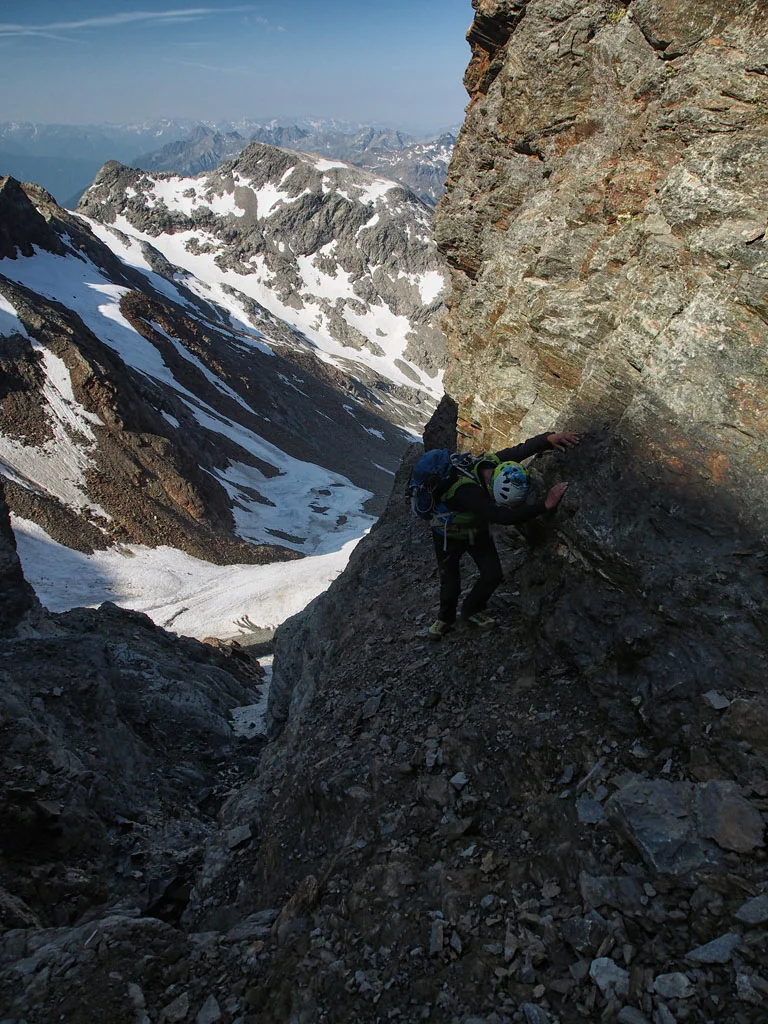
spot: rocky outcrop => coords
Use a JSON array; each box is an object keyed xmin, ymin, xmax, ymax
[
  {"xmin": 435, "ymin": 0, "xmax": 767, "ymax": 537},
  {"xmin": 0, "ymin": 480, "xmax": 39, "ymax": 633},
  {"xmin": 0, "ymin": 176, "xmax": 67, "ymax": 260}
]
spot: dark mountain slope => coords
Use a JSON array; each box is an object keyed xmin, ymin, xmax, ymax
[
  {"xmin": 2, "ymin": 414, "xmax": 766, "ymax": 1021},
  {"xmin": 0, "ymin": 480, "xmax": 265, "ymax": 941}
]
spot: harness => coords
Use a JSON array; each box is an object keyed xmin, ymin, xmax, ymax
[{"xmin": 432, "ymin": 453, "xmax": 502, "ymax": 547}]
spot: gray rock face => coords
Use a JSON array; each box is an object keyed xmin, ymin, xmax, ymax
[
  {"xmin": 0, "ymin": 175, "xmax": 67, "ymax": 259},
  {"xmin": 436, "ymin": 0, "xmax": 768, "ymax": 529},
  {"xmin": 653, "ymin": 972, "xmax": 694, "ymax": 999},
  {"xmin": 607, "ymin": 776, "xmax": 764, "ymax": 875},
  {"xmin": 589, "ymin": 957, "xmax": 630, "ymax": 998},
  {"xmin": 78, "ymin": 142, "xmax": 448, "ymax": 382},
  {"xmin": 433, "ymin": 0, "xmax": 768, "ymax": 846}
]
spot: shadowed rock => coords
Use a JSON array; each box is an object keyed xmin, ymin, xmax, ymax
[{"xmin": 0, "ymin": 480, "xmax": 39, "ymax": 633}]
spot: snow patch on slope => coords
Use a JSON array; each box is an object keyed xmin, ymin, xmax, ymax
[
  {"xmin": 0, "ymin": 293, "xmax": 30, "ymax": 338},
  {"xmin": 97, "ymin": 215, "xmax": 441, "ymax": 394},
  {"xmin": 0, "ymin": 319, "xmax": 107, "ymax": 514},
  {"xmin": 0, "ymin": 244, "xmax": 373, "ymax": 555},
  {"xmin": 13, "ymin": 515, "xmax": 364, "ymax": 638}
]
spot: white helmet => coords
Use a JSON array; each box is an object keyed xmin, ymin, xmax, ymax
[{"xmin": 491, "ymin": 461, "xmax": 530, "ymax": 506}]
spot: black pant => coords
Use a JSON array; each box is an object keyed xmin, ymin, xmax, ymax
[{"xmin": 431, "ymin": 529, "xmax": 503, "ymax": 624}]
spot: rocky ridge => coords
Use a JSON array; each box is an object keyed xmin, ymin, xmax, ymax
[
  {"xmin": 1, "ymin": 426, "xmax": 767, "ymax": 1023},
  {"xmin": 135, "ymin": 126, "xmax": 457, "ymax": 208},
  {"xmin": 78, "ymin": 142, "xmax": 448, "ymax": 384}
]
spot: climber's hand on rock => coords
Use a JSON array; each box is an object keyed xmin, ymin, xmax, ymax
[
  {"xmin": 545, "ymin": 482, "xmax": 569, "ymax": 510},
  {"xmin": 547, "ymin": 431, "xmax": 580, "ymax": 451}
]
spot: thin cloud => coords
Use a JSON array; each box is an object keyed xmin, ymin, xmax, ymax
[
  {"xmin": 0, "ymin": 30, "xmax": 78, "ymax": 44},
  {"xmin": 0, "ymin": 7, "xmax": 256, "ymax": 37},
  {"xmin": 166, "ymin": 57, "xmax": 254, "ymax": 76}
]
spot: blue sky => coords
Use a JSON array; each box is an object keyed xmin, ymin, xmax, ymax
[{"xmin": 0, "ymin": 1, "xmax": 473, "ymax": 132}]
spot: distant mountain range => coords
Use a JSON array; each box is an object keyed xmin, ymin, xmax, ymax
[
  {"xmin": 0, "ymin": 118, "xmax": 457, "ymax": 209},
  {"xmin": 0, "ymin": 119, "xmax": 203, "ymax": 207},
  {"xmin": 135, "ymin": 125, "xmax": 457, "ymax": 207}
]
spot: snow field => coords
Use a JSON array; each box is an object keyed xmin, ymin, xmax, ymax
[
  {"xmin": 101, "ymin": 215, "xmax": 442, "ymax": 394},
  {"xmin": 149, "ymin": 175, "xmax": 247, "ymax": 219},
  {"xmin": 12, "ymin": 515, "xmax": 366, "ymax": 639}
]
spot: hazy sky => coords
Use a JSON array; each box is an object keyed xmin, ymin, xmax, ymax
[{"xmin": 0, "ymin": 1, "xmax": 474, "ymax": 131}]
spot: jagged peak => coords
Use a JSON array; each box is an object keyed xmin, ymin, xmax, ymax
[{"xmin": 0, "ymin": 175, "xmax": 67, "ymax": 259}]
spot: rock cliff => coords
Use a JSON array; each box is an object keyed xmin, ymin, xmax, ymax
[
  {"xmin": 435, "ymin": 0, "xmax": 767, "ymax": 532},
  {"xmin": 429, "ymin": 0, "xmax": 768, "ymax": 742}
]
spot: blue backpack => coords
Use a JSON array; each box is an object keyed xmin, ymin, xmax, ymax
[{"xmin": 406, "ymin": 448, "xmax": 478, "ymax": 522}]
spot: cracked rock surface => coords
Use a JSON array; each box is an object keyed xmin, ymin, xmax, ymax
[{"xmin": 435, "ymin": 0, "xmax": 768, "ymax": 534}]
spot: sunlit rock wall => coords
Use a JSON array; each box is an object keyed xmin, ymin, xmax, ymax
[{"xmin": 435, "ymin": 0, "xmax": 767, "ymax": 534}]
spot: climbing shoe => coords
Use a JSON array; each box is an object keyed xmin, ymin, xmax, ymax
[
  {"xmin": 461, "ymin": 611, "xmax": 497, "ymax": 630},
  {"xmin": 426, "ymin": 619, "xmax": 453, "ymax": 640}
]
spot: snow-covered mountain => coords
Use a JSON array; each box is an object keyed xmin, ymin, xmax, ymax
[
  {"xmin": 356, "ymin": 132, "xmax": 456, "ymax": 207},
  {"xmin": 78, "ymin": 143, "xmax": 448, "ymax": 385},
  {"xmin": 0, "ymin": 159, "xmax": 446, "ymax": 635},
  {"xmin": 136, "ymin": 126, "xmax": 457, "ymax": 207},
  {"xmin": 0, "ymin": 118, "xmax": 457, "ymax": 208}
]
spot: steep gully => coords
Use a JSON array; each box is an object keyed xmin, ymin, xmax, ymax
[{"xmin": 2, "ymin": 2, "xmax": 768, "ymax": 1023}]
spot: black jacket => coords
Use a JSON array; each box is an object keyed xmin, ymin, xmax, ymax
[{"xmin": 441, "ymin": 433, "xmax": 553, "ymax": 529}]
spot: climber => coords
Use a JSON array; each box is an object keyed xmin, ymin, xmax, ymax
[{"xmin": 425, "ymin": 430, "xmax": 580, "ymax": 639}]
